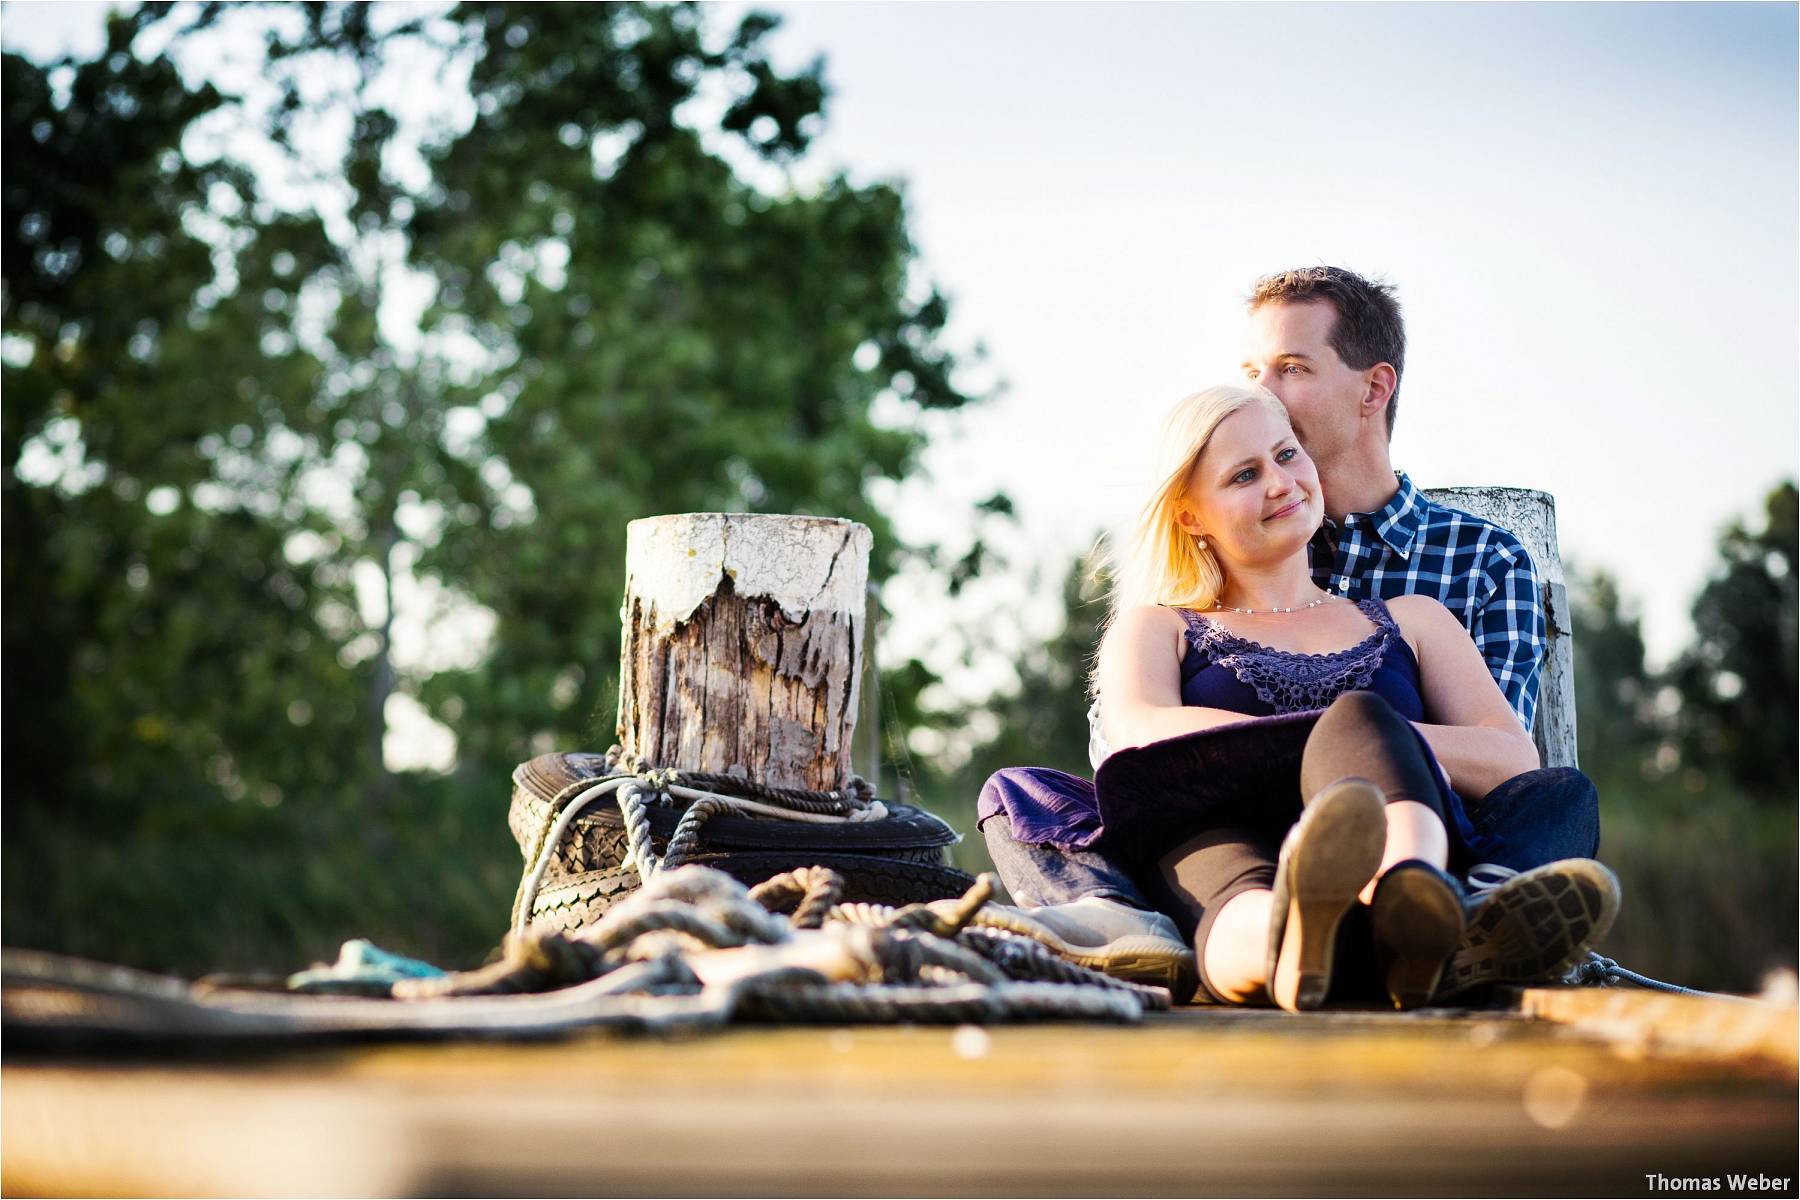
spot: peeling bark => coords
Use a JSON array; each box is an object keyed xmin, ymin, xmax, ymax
[
  {"xmin": 1425, "ymin": 486, "xmax": 1577, "ymax": 770},
  {"xmin": 616, "ymin": 514, "xmax": 870, "ymax": 791}
]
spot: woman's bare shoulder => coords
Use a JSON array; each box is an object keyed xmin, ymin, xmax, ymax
[
  {"xmin": 1385, "ymin": 593, "xmax": 1460, "ymax": 627},
  {"xmin": 1098, "ymin": 605, "xmax": 1193, "ymax": 691},
  {"xmin": 1383, "ymin": 594, "xmax": 1470, "ymax": 654},
  {"xmin": 1115, "ymin": 603, "xmax": 1188, "ymax": 632},
  {"xmin": 1099, "ymin": 604, "xmax": 1189, "ymax": 658}
]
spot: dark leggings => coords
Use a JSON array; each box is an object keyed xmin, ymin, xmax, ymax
[{"xmin": 1136, "ymin": 691, "xmax": 1449, "ymax": 1001}]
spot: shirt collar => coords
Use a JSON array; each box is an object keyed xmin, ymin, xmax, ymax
[{"xmin": 1349, "ymin": 471, "xmax": 1426, "ymax": 560}]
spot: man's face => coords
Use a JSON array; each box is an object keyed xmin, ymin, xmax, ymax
[{"xmin": 1241, "ymin": 299, "xmax": 1370, "ymax": 469}]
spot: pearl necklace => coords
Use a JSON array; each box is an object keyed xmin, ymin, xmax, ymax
[{"xmin": 1214, "ymin": 594, "xmax": 1335, "ymax": 616}]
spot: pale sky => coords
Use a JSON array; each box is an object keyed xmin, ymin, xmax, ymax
[
  {"xmin": 6, "ymin": 1, "xmax": 1797, "ymax": 761},
  {"xmin": 720, "ymin": 1, "xmax": 1799, "ymax": 680}
]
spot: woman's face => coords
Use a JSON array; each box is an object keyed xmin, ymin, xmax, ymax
[{"xmin": 1179, "ymin": 402, "xmax": 1324, "ymax": 568}]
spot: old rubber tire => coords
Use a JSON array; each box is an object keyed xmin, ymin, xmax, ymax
[
  {"xmin": 527, "ymin": 853, "xmax": 978, "ymax": 935},
  {"xmin": 509, "ymin": 752, "xmax": 960, "ymax": 884}
]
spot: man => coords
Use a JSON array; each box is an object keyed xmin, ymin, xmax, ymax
[
  {"xmin": 977, "ymin": 265, "xmax": 1611, "ymax": 1000},
  {"xmin": 1240, "ymin": 267, "xmax": 1599, "ymax": 874}
]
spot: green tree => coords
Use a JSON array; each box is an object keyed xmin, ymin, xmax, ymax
[
  {"xmin": 2, "ymin": 2, "xmax": 1002, "ymax": 971},
  {"xmin": 1569, "ymin": 565, "xmax": 1660, "ymax": 782},
  {"xmin": 946, "ymin": 548, "xmax": 1106, "ymax": 786},
  {"xmin": 2, "ymin": 13, "xmax": 365, "ymax": 824},
  {"xmin": 237, "ymin": 2, "xmax": 500, "ymax": 811},
  {"xmin": 406, "ymin": 2, "xmax": 990, "ymax": 779},
  {"xmin": 1565, "ymin": 507, "xmax": 1799, "ymax": 990},
  {"xmin": 1666, "ymin": 481, "xmax": 1798, "ymax": 803},
  {"xmin": 908, "ymin": 545, "xmax": 1106, "ymax": 878},
  {"xmin": 1, "ymin": 10, "xmax": 411, "ymax": 966}
]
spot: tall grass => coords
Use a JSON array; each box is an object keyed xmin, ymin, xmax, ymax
[
  {"xmin": 3, "ymin": 774, "xmax": 521, "ymax": 978},
  {"xmin": 1591, "ymin": 773, "xmax": 1797, "ymax": 993}
]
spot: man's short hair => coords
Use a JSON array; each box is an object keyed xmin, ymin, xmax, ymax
[{"xmin": 1249, "ymin": 266, "xmax": 1406, "ymax": 438}]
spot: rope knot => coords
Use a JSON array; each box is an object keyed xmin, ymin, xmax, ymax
[{"xmin": 639, "ymin": 766, "xmax": 682, "ymax": 791}]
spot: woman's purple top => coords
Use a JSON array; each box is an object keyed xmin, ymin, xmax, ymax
[
  {"xmin": 977, "ymin": 597, "xmax": 1467, "ymax": 850},
  {"xmin": 1175, "ymin": 597, "xmax": 1424, "ymax": 719}
]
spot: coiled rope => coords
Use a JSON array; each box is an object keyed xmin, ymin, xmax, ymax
[{"xmin": 408, "ymin": 865, "xmax": 1162, "ymax": 1026}]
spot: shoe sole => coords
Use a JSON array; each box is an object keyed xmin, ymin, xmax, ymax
[
  {"xmin": 967, "ymin": 912, "xmax": 1197, "ymax": 1001},
  {"xmin": 1370, "ymin": 869, "xmax": 1465, "ymax": 1010},
  {"xmin": 1064, "ymin": 939, "xmax": 1198, "ymax": 1000},
  {"xmin": 1438, "ymin": 860, "xmax": 1622, "ymax": 999},
  {"xmin": 1272, "ymin": 780, "xmax": 1388, "ymax": 1013}
]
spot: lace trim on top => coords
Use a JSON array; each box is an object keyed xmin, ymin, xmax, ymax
[{"xmin": 1177, "ymin": 597, "xmax": 1400, "ymax": 715}]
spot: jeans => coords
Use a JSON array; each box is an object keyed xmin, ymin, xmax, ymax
[
  {"xmin": 981, "ymin": 763, "xmax": 1601, "ymax": 908},
  {"xmin": 1464, "ymin": 766, "xmax": 1600, "ymax": 871},
  {"xmin": 980, "ymin": 813, "xmax": 1154, "ymax": 909}
]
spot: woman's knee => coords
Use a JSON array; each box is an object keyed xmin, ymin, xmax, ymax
[
  {"xmin": 1303, "ymin": 690, "xmax": 1442, "ymax": 812},
  {"xmin": 1319, "ymin": 689, "xmax": 1402, "ymax": 733},
  {"xmin": 1305, "ymin": 690, "xmax": 1408, "ymax": 768}
]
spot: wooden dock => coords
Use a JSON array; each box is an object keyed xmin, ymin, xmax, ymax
[{"xmin": 5, "ymin": 990, "xmax": 1795, "ymax": 1197}]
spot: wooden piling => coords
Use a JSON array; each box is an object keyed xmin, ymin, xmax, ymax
[
  {"xmin": 614, "ymin": 513, "xmax": 873, "ymax": 792},
  {"xmin": 1425, "ymin": 486, "xmax": 1576, "ymax": 769}
]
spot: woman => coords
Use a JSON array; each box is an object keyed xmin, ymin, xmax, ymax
[{"xmin": 993, "ymin": 384, "xmax": 1615, "ymax": 1012}]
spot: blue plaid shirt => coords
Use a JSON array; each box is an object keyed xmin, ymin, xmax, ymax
[{"xmin": 1308, "ymin": 472, "xmax": 1546, "ymax": 731}]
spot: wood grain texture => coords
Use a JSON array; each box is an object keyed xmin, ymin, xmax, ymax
[
  {"xmin": 1425, "ymin": 486, "xmax": 1577, "ymax": 770},
  {"xmin": 7, "ymin": 1004, "xmax": 1793, "ymax": 1197},
  {"xmin": 615, "ymin": 514, "xmax": 869, "ymax": 791}
]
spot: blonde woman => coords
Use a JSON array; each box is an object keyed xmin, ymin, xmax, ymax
[{"xmin": 978, "ymin": 385, "xmax": 1619, "ymax": 1011}]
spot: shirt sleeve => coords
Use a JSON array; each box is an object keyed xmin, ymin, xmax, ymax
[{"xmin": 1472, "ymin": 535, "xmax": 1546, "ymax": 731}]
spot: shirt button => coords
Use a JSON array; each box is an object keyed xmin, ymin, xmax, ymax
[{"xmin": 1338, "ymin": 578, "xmax": 1351, "ymax": 591}]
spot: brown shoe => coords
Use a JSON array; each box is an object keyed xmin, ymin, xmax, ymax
[
  {"xmin": 1266, "ymin": 778, "xmax": 1387, "ymax": 1013},
  {"xmin": 1368, "ymin": 859, "xmax": 1466, "ymax": 1010}
]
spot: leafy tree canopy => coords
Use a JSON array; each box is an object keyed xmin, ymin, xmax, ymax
[
  {"xmin": 1666, "ymin": 480, "xmax": 1797, "ymax": 802},
  {"xmin": 2, "ymin": 1, "xmax": 1004, "ymax": 970}
]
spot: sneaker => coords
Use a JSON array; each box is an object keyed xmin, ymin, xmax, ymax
[
  {"xmin": 1436, "ymin": 860, "xmax": 1622, "ymax": 999},
  {"xmin": 961, "ymin": 896, "xmax": 1197, "ymax": 999}
]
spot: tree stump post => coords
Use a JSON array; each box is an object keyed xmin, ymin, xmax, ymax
[
  {"xmin": 615, "ymin": 514, "xmax": 873, "ymax": 791},
  {"xmin": 1424, "ymin": 486, "xmax": 1577, "ymax": 770}
]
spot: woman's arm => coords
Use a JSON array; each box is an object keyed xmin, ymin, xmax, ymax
[
  {"xmin": 1097, "ymin": 605, "xmax": 1253, "ymax": 751},
  {"xmin": 1391, "ymin": 595, "xmax": 1540, "ymax": 799}
]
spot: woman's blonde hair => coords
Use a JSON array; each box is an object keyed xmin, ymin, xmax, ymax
[{"xmin": 1086, "ymin": 384, "xmax": 1291, "ymax": 686}]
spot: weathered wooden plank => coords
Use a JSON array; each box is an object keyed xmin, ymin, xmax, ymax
[
  {"xmin": 5, "ymin": 1010, "xmax": 1793, "ymax": 1197},
  {"xmin": 1505, "ymin": 985, "xmax": 1799, "ymax": 1069}
]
